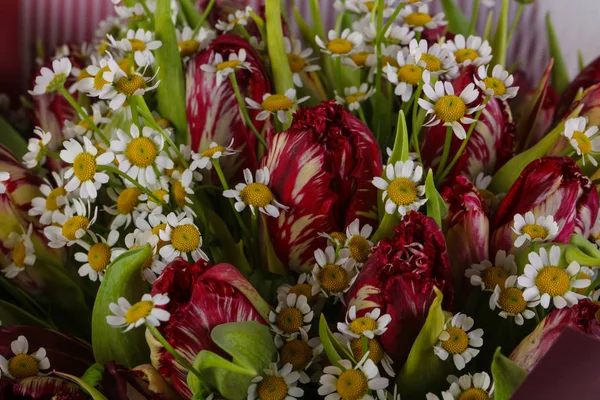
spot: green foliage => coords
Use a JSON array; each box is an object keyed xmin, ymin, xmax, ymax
[
  {"xmin": 491, "ymin": 348, "xmax": 527, "ymax": 400},
  {"xmin": 425, "ymin": 169, "xmax": 448, "ymax": 229}
]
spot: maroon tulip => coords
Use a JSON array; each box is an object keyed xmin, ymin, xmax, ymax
[
  {"xmin": 345, "ymin": 212, "xmax": 454, "ymax": 366},
  {"xmin": 101, "ymin": 362, "xmax": 182, "ymax": 400},
  {"xmin": 262, "ymin": 100, "xmax": 383, "ymax": 272},
  {"xmin": 555, "ymin": 55, "xmax": 600, "ymax": 121}
]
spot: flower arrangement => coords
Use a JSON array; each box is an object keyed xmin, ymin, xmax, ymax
[{"xmin": 1, "ymin": 0, "xmax": 600, "ymax": 399}]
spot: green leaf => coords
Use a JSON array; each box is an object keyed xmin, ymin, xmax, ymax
[
  {"xmin": 388, "ymin": 110, "xmax": 410, "ymax": 164},
  {"xmin": 178, "ymin": 0, "xmax": 201, "ymax": 27},
  {"xmin": 265, "ymin": 0, "xmax": 294, "ymax": 94},
  {"xmin": 578, "ymin": 49, "xmax": 585, "ymax": 72},
  {"xmin": 440, "ymin": 0, "xmax": 470, "ymax": 36},
  {"xmin": 54, "ymin": 371, "xmax": 108, "ymax": 400},
  {"xmin": 483, "ymin": 10, "xmax": 494, "ymax": 42},
  {"xmin": 154, "ymin": 0, "xmax": 189, "ymax": 144},
  {"xmin": 82, "ymin": 364, "xmax": 105, "ymax": 388},
  {"xmin": 0, "ymin": 117, "xmax": 27, "ymax": 159},
  {"xmin": 546, "ymin": 13, "xmax": 570, "ymax": 94},
  {"xmin": 425, "ymin": 169, "xmax": 447, "ymax": 229},
  {"xmin": 318, "ymin": 314, "xmax": 355, "ymax": 368},
  {"xmin": 491, "ymin": 0, "xmax": 509, "ymax": 67},
  {"xmin": 91, "ymin": 246, "xmax": 152, "ymax": 367},
  {"xmin": 569, "ymin": 234, "xmax": 600, "ymax": 260},
  {"xmin": 0, "ymin": 300, "xmax": 52, "ymax": 328},
  {"xmin": 491, "ymin": 348, "xmax": 527, "ymax": 400}
]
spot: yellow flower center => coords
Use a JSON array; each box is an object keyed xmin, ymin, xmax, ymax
[
  {"xmin": 77, "ymin": 68, "xmax": 92, "ymax": 82},
  {"xmin": 498, "ymin": 287, "xmax": 527, "ymax": 314},
  {"xmin": 149, "ymin": 189, "xmax": 168, "ymax": 205},
  {"xmin": 420, "ymin": 53, "xmax": 442, "ymax": 72},
  {"xmin": 118, "ymin": 57, "xmax": 133, "ymax": 74},
  {"xmin": 172, "ymin": 180, "xmax": 187, "ymax": 208},
  {"xmin": 388, "ymin": 177, "xmax": 418, "ymax": 206},
  {"xmin": 397, "ymin": 64, "xmax": 424, "ymax": 85},
  {"xmin": 289, "ymin": 284, "xmax": 314, "ymax": 304},
  {"xmin": 257, "ymin": 376, "xmax": 288, "ymax": 400},
  {"xmin": 280, "ymin": 339, "xmax": 312, "ymax": 370},
  {"xmin": 381, "ymin": 56, "xmax": 399, "ymax": 69},
  {"xmin": 327, "ymin": 38, "xmax": 353, "ymax": 55},
  {"xmin": 240, "ymin": 183, "xmax": 274, "ymax": 208},
  {"xmin": 348, "ymin": 235, "xmax": 371, "ymax": 263},
  {"xmin": 47, "ymin": 73, "xmax": 67, "ymax": 92},
  {"xmin": 441, "ymin": 327, "xmax": 469, "ymax": 355},
  {"xmin": 458, "ymin": 388, "xmax": 490, "ymax": 400},
  {"xmin": 350, "ymin": 337, "xmax": 384, "ymax": 364},
  {"xmin": 151, "ymin": 223, "xmax": 168, "ymax": 250},
  {"xmin": 179, "ymin": 40, "xmax": 200, "ymax": 57},
  {"xmin": 125, "ymin": 300, "xmax": 154, "ymax": 324},
  {"xmin": 88, "ymin": 242, "xmax": 111, "ymax": 272},
  {"xmin": 287, "ymin": 53, "xmax": 306, "ymax": 73},
  {"xmin": 329, "ymin": 232, "xmax": 348, "ymax": 243},
  {"xmin": 8, "ymin": 354, "xmax": 39, "ymax": 379},
  {"xmin": 171, "ymin": 224, "xmax": 201, "ymax": 252},
  {"xmin": 12, "ymin": 241, "xmax": 27, "ymax": 268},
  {"xmin": 93, "ymin": 66, "xmax": 111, "ymax": 90},
  {"xmin": 115, "ymin": 75, "xmax": 147, "ymax": 96},
  {"xmin": 483, "ymin": 77, "xmax": 506, "ymax": 96},
  {"xmin": 216, "ymin": 60, "xmax": 242, "ymax": 71},
  {"xmin": 125, "ymin": 137, "xmax": 158, "ymax": 167},
  {"xmin": 202, "ymin": 145, "xmax": 226, "ymax": 158},
  {"xmin": 480, "ymin": 266, "xmax": 509, "ymax": 290},
  {"xmin": 156, "ymin": 118, "xmax": 170, "ymax": 129},
  {"xmin": 129, "ymin": 38, "xmax": 147, "ymax": 51},
  {"xmin": 345, "ymin": 92, "xmax": 367, "ymax": 105},
  {"xmin": 62, "ymin": 216, "xmax": 90, "ymax": 241},
  {"xmin": 455, "ymin": 49, "xmax": 480, "ymax": 64},
  {"xmin": 73, "ymin": 153, "xmax": 97, "ymax": 181},
  {"xmin": 336, "ymin": 369, "xmax": 368, "ymax": 400},
  {"xmin": 434, "ymin": 95, "xmax": 467, "ymax": 123},
  {"xmin": 521, "ymin": 224, "xmax": 549, "ymax": 240},
  {"xmin": 318, "ymin": 264, "xmax": 350, "ymax": 294},
  {"xmin": 535, "ymin": 266, "xmax": 571, "ymax": 297},
  {"xmin": 261, "ymin": 94, "xmax": 293, "ymax": 112},
  {"xmin": 349, "ymin": 316, "xmax": 378, "ymax": 335},
  {"xmin": 405, "ymin": 12, "xmax": 433, "ymax": 27},
  {"xmin": 575, "ymin": 271, "xmax": 591, "ymax": 295},
  {"xmin": 98, "ymin": 41, "xmax": 109, "ymax": 56},
  {"xmin": 77, "ymin": 116, "xmax": 95, "ymax": 131},
  {"xmin": 363, "ymin": 1, "xmax": 375, "ymax": 11},
  {"xmin": 351, "ymin": 52, "xmax": 371, "ymax": 67},
  {"xmin": 46, "ymin": 187, "xmax": 67, "ymax": 211},
  {"xmin": 117, "ymin": 187, "xmax": 142, "ymax": 214},
  {"xmin": 573, "ymin": 131, "xmax": 593, "ymax": 154},
  {"xmin": 276, "ymin": 307, "xmax": 304, "ymax": 334}
]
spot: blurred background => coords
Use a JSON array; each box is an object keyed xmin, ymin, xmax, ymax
[{"xmin": 2, "ymin": 0, "xmax": 599, "ymax": 103}]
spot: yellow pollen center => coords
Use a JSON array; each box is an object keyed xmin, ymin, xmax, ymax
[
  {"xmin": 327, "ymin": 38, "xmax": 353, "ymax": 55},
  {"xmin": 280, "ymin": 339, "xmax": 312, "ymax": 370},
  {"xmin": 483, "ymin": 77, "xmax": 506, "ymax": 96},
  {"xmin": 381, "ymin": 56, "xmax": 399, "ymax": 68},
  {"xmin": 387, "ymin": 177, "xmax": 417, "ymax": 206},
  {"xmin": 12, "ymin": 241, "xmax": 27, "ymax": 268},
  {"xmin": 329, "ymin": 232, "xmax": 348, "ymax": 243},
  {"xmin": 318, "ymin": 264, "xmax": 350, "ymax": 294},
  {"xmin": 179, "ymin": 40, "xmax": 200, "ymax": 57},
  {"xmin": 455, "ymin": 49, "xmax": 479, "ymax": 64},
  {"xmin": 573, "ymin": 131, "xmax": 593, "ymax": 154},
  {"xmin": 156, "ymin": 118, "xmax": 170, "ymax": 129},
  {"xmin": 261, "ymin": 94, "xmax": 293, "ymax": 112},
  {"xmin": 289, "ymin": 284, "xmax": 314, "ymax": 304},
  {"xmin": 351, "ymin": 52, "xmax": 371, "ymax": 67},
  {"xmin": 287, "ymin": 54, "xmax": 306, "ymax": 73},
  {"xmin": 419, "ymin": 53, "xmax": 442, "ymax": 72},
  {"xmin": 46, "ymin": 187, "xmax": 67, "ymax": 211},
  {"xmin": 125, "ymin": 300, "xmax": 154, "ymax": 324},
  {"xmin": 115, "ymin": 75, "xmax": 147, "ymax": 96},
  {"xmin": 363, "ymin": 1, "xmax": 375, "ymax": 11},
  {"xmin": 62, "ymin": 216, "xmax": 90, "ymax": 241},
  {"xmin": 575, "ymin": 272, "xmax": 591, "ymax": 295},
  {"xmin": 202, "ymin": 145, "xmax": 226, "ymax": 158},
  {"xmin": 481, "ymin": 266, "xmax": 509, "ymax": 290},
  {"xmin": 77, "ymin": 69, "xmax": 92, "ymax": 82},
  {"xmin": 434, "ymin": 95, "xmax": 467, "ymax": 123},
  {"xmin": 522, "ymin": 224, "xmax": 549, "ymax": 240},
  {"xmin": 276, "ymin": 307, "xmax": 304, "ymax": 334},
  {"xmin": 8, "ymin": 354, "xmax": 39, "ymax": 379},
  {"xmin": 349, "ymin": 316, "xmax": 378, "ymax": 335},
  {"xmin": 257, "ymin": 376, "xmax": 288, "ymax": 400},
  {"xmin": 397, "ymin": 64, "xmax": 424, "ymax": 85},
  {"xmin": 117, "ymin": 187, "xmax": 142, "ymax": 214},
  {"xmin": 73, "ymin": 152, "xmax": 97, "ymax": 181},
  {"xmin": 405, "ymin": 12, "xmax": 433, "ymax": 27},
  {"xmin": 88, "ymin": 242, "xmax": 111, "ymax": 272},
  {"xmin": 336, "ymin": 369, "xmax": 368, "ymax": 400},
  {"xmin": 93, "ymin": 66, "xmax": 111, "ymax": 90},
  {"xmin": 498, "ymin": 287, "xmax": 527, "ymax": 314},
  {"xmin": 441, "ymin": 327, "xmax": 469, "ymax": 354},
  {"xmin": 150, "ymin": 189, "xmax": 168, "ymax": 205},
  {"xmin": 535, "ymin": 266, "xmax": 571, "ymax": 297},
  {"xmin": 240, "ymin": 183, "xmax": 274, "ymax": 208},
  {"xmin": 350, "ymin": 337, "xmax": 384, "ymax": 364},
  {"xmin": 458, "ymin": 388, "xmax": 490, "ymax": 400},
  {"xmin": 172, "ymin": 180, "xmax": 187, "ymax": 208},
  {"xmin": 171, "ymin": 224, "xmax": 201, "ymax": 252},
  {"xmin": 216, "ymin": 60, "xmax": 242, "ymax": 71},
  {"xmin": 125, "ymin": 137, "xmax": 158, "ymax": 167},
  {"xmin": 129, "ymin": 38, "xmax": 147, "ymax": 51},
  {"xmin": 151, "ymin": 223, "xmax": 168, "ymax": 250},
  {"xmin": 345, "ymin": 92, "xmax": 367, "ymax": 105},
  {"xmin": 348, "ymin": 235, "xmax": 371, "ymax": 263}
]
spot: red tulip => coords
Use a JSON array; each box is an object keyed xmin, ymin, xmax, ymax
[
  {"xmin": 345, "ymin": 212, "xmax": 454, "ymax": 367},
  {"xmin": 261, "ymin": 100, "xmax": 383, "ymax": 272},
  {"xmin": 148, "ymin": 258, "xmax": 270, "ymax": 398},
  {"xmin": 491, "ymin": 156, "xmax": 599, "ymax": 254},
  {"xmin": 513, "ymin": 86, "xmax": 558, "ymax": 150},
  {"xmin": 555, "ymin": 55, "xmax": 600, "ymax": 121}
]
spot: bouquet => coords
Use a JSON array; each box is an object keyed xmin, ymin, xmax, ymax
[{"xmin": 1, "ymin": 0, "xmax": 600, "ymax": 399}]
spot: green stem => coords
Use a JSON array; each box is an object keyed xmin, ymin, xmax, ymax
[
  {"xmin": 58, "ymin": 87, "xmax": 109, "ymax": 145},
  {"xmin": 334, "ymin": 11, "xmax": 346, "ymax": 34},
  {"xmin": 228, "ymin": 74, "xmax": 269, "ymax": 150},
  {"xmin": 192, "ymin": 0, "xmax": 216, "ymax": 36},
  {"xmin": 138, "ymin": 0, "xmax": 155, "ymax": 25},
  {"xmin": 357, "ymin": 106, "xmax": 368, "ymax": 125},
  {"xmin": 378, "ymin": 2, "xmax": 406, "ymax": 42},
  {"xmin": 507, "ymin": 4, "xmax": 524, "ymax": 44},
  {"xmin": 130, "ymin": 97, "xmax": 141, "ymax": 129},
  {"xmin": 436, "ymin": 126, "xmax": 453, "ymax": 181},
  {"xmin": 212, "ymin": 160, "xmax": 250, "ymax": 236},
  {"xmin": 468, "ymin": 0, "xmax": 480, "ymax": 36},
  {"xmin": 373, "ymin": 0, "xmax": 384, "ymax": 142},
  {"xmin": 46, "ymin": 151, "xmax": 61, "ymax": 160},
  {"xmin": 251, "ymin": 211, "xmax": 259, "ymax": 268},
  {"xmin": 237, "ymin": 26, "xmax": 251, "ymax": 41},
  {"xmin": 100, "ymin": 165, "xmax": 166, "ymax": 206},
  {"xmin": 411, "ymin": 82, "xmax": 423, "ymax": 137},
  {"xmin": 334, "ymin": 57, "xmax": 343, "ymax": 97}
]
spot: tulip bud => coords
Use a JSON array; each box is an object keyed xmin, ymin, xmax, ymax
[
  {"xmin": 262, "ymin": 100, "xmax": 383, "ymax": 272},
  {"xmin": 555, "ymin": 55, "xmax": 600, "ymax": 121}
]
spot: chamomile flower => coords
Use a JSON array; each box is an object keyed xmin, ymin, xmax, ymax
[
  {"xmin": 190, "ymin": 139, "xmax": 237, "ymax": 171},
  {"xmin": 318, "ymin": 353, "xmax": 389, "ymax": 400},
  {"xmin": 276, "ymin": 328, "xmax": 322, "ymax": 384},
  {"xmin": 418, "ymin": 71, "xmax": 482, "ymax": 140},
  {"xmin": 387, "ymin": 24, "xmax": 415, "ymax": 46},
  {"xmin": 344, "ymin": 219, "xmax": 373, "ymax": 265},
  {"xmin": 2, "ymin": 225, "xmax": 35, "ymax": 279},
  {"xmin": 562, "ymin": 116, "xmax": 600, "ymax": 166},
  {"xmin": 346, "ymin": 0, "xmax": 396, "ymax": 17},
  {"xmin": 104, "ymin": 187, "xmax": 144, "ymax": 229},
  {"xmin": 99, "ymin": 65, "xmax": 160, "ymax": 110},
  {"xmin": 215, "ymin": 6, "xmax": 252, "ymax": 33},
  {"xmin": 107, "ymin": 293, "xmax": 170, "ymax": 332},
  {"xmin": 223, "ymin": 167, "xmax": 288, "ymax": 218},
  {"xmin": 110, "ymin": 125, "xmax": 174, "ymax": 187},
  {"xmin": 284, "ymin": 37, "xmax": 321, "ymax": 87},
  {"xmin": 318, "ymin": 231, "xmax": 349, "ymax": 248},
  {"xmin": 337, "ymin": 332, "xmax": 396, "ymax": 377},
  {"xmin": 410, "ymin": 39, "xmax": 456, "ymax": 76},
  {"xmin": 22, "ymin": 127, "xmax": 52, "ymax": 168},
  {"xmin": 518, "ymin": 246, "xmax": 590, "ymax": 309},
  {"xmin": 75, "ymin": 230, "xmax": 120, "ymax": 282},
  {"xmin": 60, "ymin": 137, "xmax": 114, "ymax": 199},
  {"xmin": 29, "ymin": 57, "xmax": 72, "ymax": 95},
  {"xmin": 137, "ymin": 180, "xmax": 171, "ymax": 214},
  {"xmin": 384, "ymin": 50, "xmax": 424, "ymax": 102},
  {"xmin": 247, "ymin": 363, "xmax": 304, "ymax": 400},
  {"xmin": 269, "ymin": 293, "xmax": 314, "ymax": 337},
  {"xmin": 475, "ymin": 172, "xmax": 492, "ymax": 191},
  {"xmin": 246, "ymin": 89, "xmax": 309, "ymax": 124},
  {"xmin": 316, "ymin": 29, "xmax": 364, "ymax": 59},
  {"xmin": 490, "ymin": 275, "xmax": 536, "ymax": 325},
  {"xmin": 277, "ymin": 274, "xmax": 315, "ymax": 305},
  {"xmin": 108, "ymin": 28, "xmax": 162, "ymax": 67},
  {"xmin": 170, "ymin": 169, "xmax": 196, "ymax": 216},
  {"xmin": 446, "ymin": 35, "xmax": 492, "ymax": 67},
  {"xmin": 0, "ymin": 336, "xmax": 50, "ymax": 379},
  {"xmin": 62, "ymin": 103, "xmax": 111, "ymax": 139},
  {"xmin": 372, "ymin": 160, "xmax": 427, "ymax": 216},
  {"xmin": 366, "ymin": 45, "xmax": 402, "ymax": 80},
  {"xmin": 44, "ymin": 199, "xmax": 98, "ymax": 248},
  {"xmin": 200, "ymin": 49, "xmax": 253, "ymax": 86},
  {"xmin": 400, "ymin": 4, "xmax": 447, "ymax": 32},
  {"xmin": 335, "ymin": 84, "xmax": 376, "ymax": 112},
  {"xmin": 176, "ymin": 26, "xmax": 215, "ymax": 59},
  {"xmin": 77, "ymin": 57, "xmax": 121, "ymax": 97},
  {"xmin": 124, "ymin": 229, "xmax": 166, "ymax": 283},
  {"xmin": 159, "ymin": 212, "xmax": 208, "ymax": 262},
  {"xmin": 310, "ymin": 246, "xmax": 357, "ymax": 300},
  {"xmin": 475, "ymin": 64, "xmax": 519, "ymax": 100},
  {"xmin": 0, "ymin": 171, "xmax": 8, "ymax": 194},
  {"xmin": 29, "ymin": 171, "xmax": 68, "ymax": 225},
  {"xmin": 426, "ymin": 372, "xmax": 494, "ymax": 400},
  {"xmin": 338, "ymin": 306, "xmax": 391, "ymax": 340},
  {"xmin": 433, "ymin": 313, "xmax": 483, "ymax": 370},
  {"xmin": 465, "ymin": 250, "xmax": 517, "ymax": 291},
  {"xmin": 512, "ymin": 211, "xmax": 559, "ymax": 248}
]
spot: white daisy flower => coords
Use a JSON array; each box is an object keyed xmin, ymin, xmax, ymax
[
  {"xmin": 0, "ymin": 171, "xmax": 8, "ymax": 194},
  {"xmin": 316, "ymin": 29, "xmax": 364, "ymax": 58},
  {"xmin": 344, "ymin": 218, "xmax": 373, "ymax": 265},
  {"xmin": 512, "ymin": 211, "xmax": 559, "ymax": 248},
  {"xmin": 29, "ymin": 57, "xmax": 72, "ymax": 95},
  {"xmin": 170, "ymin": 169, "xmax": 197, "ymax": 216},
  {"xmin": 400, "ymin": 4, "xmax": 447, "ymax": 32},
  {"xmin": 104, "ymin": 187, "xmax": 145, "ymax": 230},
  {"xmin": 465, "ymin": 250, "xmax": 517, "ymax": 291},
  {"xmin": 372, "ymin": 160, "xmax": 427, "ymax": 216},
  {"xmin": 159, "ymin": 212, "xmax": 208, "ymax": 262},
  {"xmin": 446, "ymin": 35, "xmax": 492, "ymax": 67},
  {"xmin": 62, "ymin": 103, "xmax": 111, "ymax": 139},
  {"xmin": 77, "ymin": 57, "xmax": 121, "ymax": 97},
  {"xmin": 2, "ymin": 225, "xmax": 35, "ymax": 279},
  {"xmin": 176, "ymin": 26, "xmax": 215, "ymax": 59},
  {"xmin": 246, "ymin": 88, "xmax": 310, "ymax": 124},
  {"xmin": 346, "ymin": 0, "xmax": 396, "ymax": 17},
  {"xmin": 474, "ymin": 172, "xmax": 492, "ymax": 191},
  {"xmin": 518, "ymin": 245, "xmax": 590, "ymax": 309},
  {"xmin": 335, "ymin": 84, "xmax": 376, "ymax": 112},
  {"xmin": 215, "ymin": 6, "xmax": 252, "ymax": 33},
  {"xmin": 318, "ymin": 230, "xmax": 349, "ymax": 248},
  {"xmin": 247, "ymin": 362, "xmax": 304, "ymax": 400},
  {"xmin": 75, "ymin": 230, "xmax": 120, "ymax": 282},
  {"xmin": 426, "ymin": 372, "xmax": 494, "ymax": 400},
  {"xmin": 99, "ymin": 65, "xmax": 160, "ymax": 110},
  {"xmin": 384, "ymin": 49, "xmax": 423, "ymax": 102},
  {"xmin": 318, "ymin": 353, "xmax": 389, "ymax": 400},
  {"xmin": 310, "ymin": 246, "xmax": 357, "ymax": 300},
  {"xmin": 337, "ymin": 332, "xmax": 396, "ymax": 377},
  {"xmin": 190, "ymin": 139, "xmax": 237, "ymax": 171},
  {"xmin": 200, "ymin": 49, "xmax": 253, "ymax": 86},
  {"xmin": 410, "ymin": 39, "xmax": 456, "ymax": 76},
  {"xmin": 137, "ymin": 179, "xmax": 171, "ymax": 214},
  {"xmin": 275, "ymin": 328, "xmax": 323, "ymax": 384},
  {"xmin": 43, "ymin": 199, "xmax": 98, "ymax": 248},
  {"xmin": 22, "ymin": 127, "xmax": 52, "ymax": 168},
  {"xmin": 418, "ymin": 70, "xmax": 482, "ymax": 140},
  {"xmin": 338, "ymin": 306, "xmax": 391, "ymax": 339},
  {"xmin": 269, "ymin": 293, "xmax": 314, "ymax": 337},
  {"xmin": 387, "ymin": 24, "xmax": 415, "ymax": 46},
  {"xmin": 433, "ymin": 313, "xmax": 483, "ymax": 371},
  {"xmin": 29, "ymin": 171, "xmax": 68, "ymax": 225},
  {"xmin": 475, "ymin": 64, "xmax": 519, "ymax": 100},
  {"xmin": 114, "ymin": 3, "xmax": 146, "ymax": 20},
  {"xmin": 489, "ymin": 275, "xmax": 537, "ymax": 325},
  {"xmin": 284, "ymin": 37, "xmax": 321, "ymax": 87},
  {"xmin": 107, "ymin": 293, "xmax": 170, "ymax": 332},
  {"xmin": 108, "ymin": 28, "xmax": 162, "ymax": 67},
  {"xmin": 365, "ymin": 44, "xmax": 402, "ymax": 81},
  {"xmin": 223, "ymin": 167, "xmax": 288, "ymax": 218},
  {"xmin": 124, "ymin": 229, "xmax": 166, "ymax": 283},
  {"xmin": 60, "ymin": 137, "xmax": 114, "ymax": 199},
  {"xmin": 562, "ymin": 116, "xmax": 600, "ymax": 166},
  {"xmin": 276, "ymin": 274, "xmax": 315, "ymax": 305},
  {"xmin": 110, "ymin": 125, "xmax": 174, "ymax": 187},
  {"xmin": 0, "ymin": 336, "xmax": 50, "ymax": 379}
]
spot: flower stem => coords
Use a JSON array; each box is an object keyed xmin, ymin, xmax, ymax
[
  {"xmin": 251, "ymin": 211, "xmax": 260, "ymax": 268},
  {"xmin": 377, "ymin": 2, "xmax": 406, "ymax": 42},
  {"xmin": 228, "ymin": 73, "xmax": 269, "ymax": 150},
  {"xmin": 468, "ymin": 0, "xmax": 480, "ymax": 36},
  {"xmin": 334, "ymin": 57, "xmax": 343, "ymax": 98},
  {"xmin": 411, "ymin": 82, "xmax": 423, "ymax": 137},
  {"xmin": 192, "ymin": 0, "xmax": 216, "ymax": 36},
  {"xmin": 212, "ymin": 160, "xmax": 250, "ymax": 235},
  {"xmin": 139, "ymin": 0, "xmax": 156, "ymax": 25},
  {"xmin": 436, "ymin": 126, "xmax": 453, "ymax": 181},
  {"xmin": 57, "ymin": 87, "xmax": 109, "ymax": 145},
  {"xmin": 374, "ymin": 0, "xmax": 384, "ymax": 142},
  {"xmin": 507, "ymin": 4, "xmax": 524, "ymax": 44},
  {"xmin": 357, "ymin": 106, "xmax": 368, "ymax": 125},
  {"xmin": 100, "ymin": 164, "xmax": 167, "ymax": 207},
  {"xmin": 46, "ymin": 151, "xmax": 61, "ymax": 160}
]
